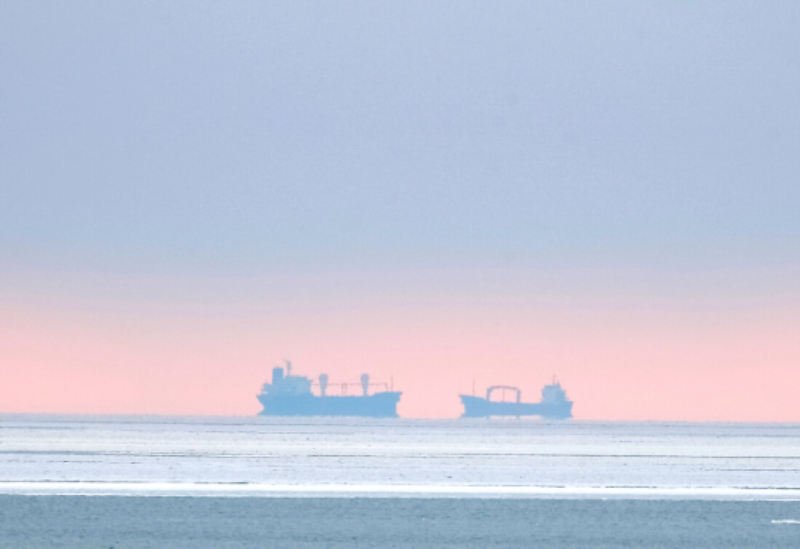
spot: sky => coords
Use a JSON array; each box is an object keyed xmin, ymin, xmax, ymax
[{"xmin": 1, "ymin": 1, "xmax": 799, "ymax": 420}]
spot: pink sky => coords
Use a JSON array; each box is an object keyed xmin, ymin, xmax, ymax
[
  {"xmin": 2, "ymin": 273, "xmax": 798, "ymax": 421},
  {"xmin": 3, "ymin": 2, "xmax": 799, "ymax": 423}
]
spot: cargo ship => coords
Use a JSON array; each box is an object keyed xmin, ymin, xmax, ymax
[
  {"xmin": 460, "ymin": 381, "xmax": 573, "ymax": 419},
  {"xmin": 257, "ymin": 362, "xmax": 402, "ymax": 417}
]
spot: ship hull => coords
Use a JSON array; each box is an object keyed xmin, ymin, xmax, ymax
[
  {"xmin": 257, "ymin": 392, "xmax": 402, "ymax": 418},
  {"xmin": 459, "ymin": 395, "xmax": 572, "ymax": 419}
]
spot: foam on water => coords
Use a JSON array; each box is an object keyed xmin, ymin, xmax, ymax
[{"xmin": 2, "ymin": 481, "xmax": 800, "ymax": 499}]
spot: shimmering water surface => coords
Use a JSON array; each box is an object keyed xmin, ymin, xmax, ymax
[
  {"xmin": 1, "ymin": 416, "xmax": 799, "ymax": 547},
  {"xmin": 1, "ymin": 416, "xmax": 798, "ymax": 497}
]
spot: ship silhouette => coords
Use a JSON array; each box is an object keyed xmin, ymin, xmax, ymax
[
  {"xmin": 257, "ymin": 362, "xmax": 572, "ymax": 419},
  {"xmin": 257, "ymin": 362, "xmax": 401, "ymax": 418},
  {"xmin": 460, "ymin": 381, "xmax": 573, "ymax": 419}
]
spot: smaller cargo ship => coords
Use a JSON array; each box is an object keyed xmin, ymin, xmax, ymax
[
  {"xmin": 460, "ymin": 381, "xmax": 573, "ymax": 419},
  {"xmin": 257, "ymin": 362, "xmax": 402, "ymax": 418}
]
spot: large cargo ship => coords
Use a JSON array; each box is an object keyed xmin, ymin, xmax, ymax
[
  {"xmin": 460, "ymin": 381, "xmax": 573, "ymax": 419},
  {"xmin": 257, "ymin": 362, "xmax": 402, "ymax": 418}
]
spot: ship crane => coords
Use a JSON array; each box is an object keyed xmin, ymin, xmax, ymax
[
  {"xmin": 486, "ymin": 385, "xmax": 522, "ymax": 404},
  {"xmin": 311, "ymin": 374, "xmax": 389, "ymax": 397},
  {"xmin": 486, "ymin": 386, "xmax": 522, "ymax": 418}
]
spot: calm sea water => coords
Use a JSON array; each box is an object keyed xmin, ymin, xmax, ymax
[{"xmin": 1, "ymin": 416, "xmax": 799, "ymax": 547}]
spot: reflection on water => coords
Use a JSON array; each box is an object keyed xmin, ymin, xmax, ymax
[{"xmin": 1, "ymin": 416, "xmax": 798, "ymax": 498}]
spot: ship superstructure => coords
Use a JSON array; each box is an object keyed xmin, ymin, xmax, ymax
[
  {"xmin": 257, "ymin": 362, "xmax": 402, "ymax": 418},
  {"xmin": 460, "ymin": 381, "xmax": 573, "ymax": 419}
]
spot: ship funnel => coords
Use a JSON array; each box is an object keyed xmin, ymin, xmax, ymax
[
  {"xmin": 319, "ymin": 374, "xmax": 328, "ymax": 396},
  {"xmin": 360, "ymin": 373, "xmax": 369, "ymax": 396},
  {"xmin": 272, "ymin": 367, "xmax": 284, "ymax": 385}
]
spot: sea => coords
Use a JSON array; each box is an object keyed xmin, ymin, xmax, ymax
[{"xmin": 0, "ymin": 416, "xmax": 798, "ymax": 548}]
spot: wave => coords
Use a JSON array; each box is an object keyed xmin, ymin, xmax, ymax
[{"xmin": 3, "ymin": 481, "xmax": 800, "ymax": 500}]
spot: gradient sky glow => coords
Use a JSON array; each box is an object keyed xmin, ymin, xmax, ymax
[{"xmin": 2, "ymin": 1, "xmax": 799, "ymax": 419}]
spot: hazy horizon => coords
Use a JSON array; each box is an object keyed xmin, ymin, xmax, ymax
[{"xmin": 2, "ymin": 1, "xmax": 798, "ymax": 420}]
